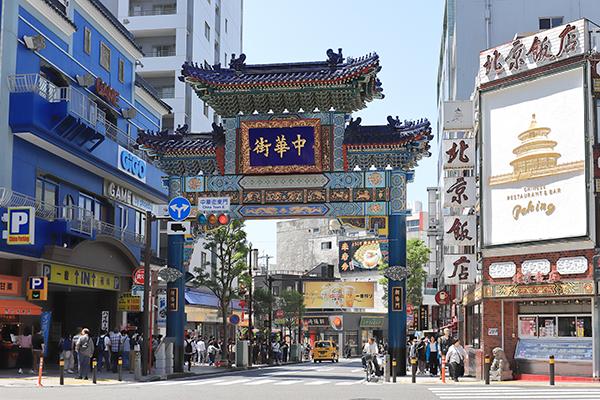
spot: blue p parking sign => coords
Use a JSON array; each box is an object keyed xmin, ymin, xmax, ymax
[{"xmin": 7, "ymin": 207, "xmax": 35, "ymax": 245}]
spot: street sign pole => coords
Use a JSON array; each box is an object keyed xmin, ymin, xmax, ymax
[
  {"xmin": 388, "ymin": 213, "xmax": 407, "ymax": 377},
  {"xmin": 142, "ymin": 210, "xmax": 152, "ymax": 376}
]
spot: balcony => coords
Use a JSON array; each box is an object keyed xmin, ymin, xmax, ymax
[
  {"xmin": 0, "ymin": 188, "xmax": 145, "ymax": 247},
  {"xmin": 8, "ymin": 74, "xmax": 152, "ymax": 164},
  {"xmin": 129, "ymin": 4, "xmax": 176, "ymax": 17}
]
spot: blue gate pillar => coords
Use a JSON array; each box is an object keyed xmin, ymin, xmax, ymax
[
  {"xmin": 166, "ymin": 176, "xmax": 186, "ymax": 373},
  {"xmin": 388, "ymin": 213, "xmax": 407, "ymax": 376}
]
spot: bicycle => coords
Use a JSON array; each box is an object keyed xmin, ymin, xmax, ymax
[{"xmin": 364, "ymin": 353, "xmax": 379, "ymax": 382}]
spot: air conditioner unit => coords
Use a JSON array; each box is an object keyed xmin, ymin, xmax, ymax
[
  {"xmin": 23, "ymin": 35, "xmax": 46, "ymax": 51},
  {"xmin": 121, "ymin": 108, "xmax": 137, "ymax": 119},
  {"xmin": 76, "ymin": 74, "xmax": 95, "ymax": 87}
]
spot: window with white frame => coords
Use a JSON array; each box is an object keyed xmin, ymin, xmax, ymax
[
  {"xmin": 539, "ymin": 17, "xmax": 563, "ymax": 30},
  {"xmin": 84, "ymin": 27, "xmax": 91, "ymax": 55},
  {"xmin": 205, "ymin": 22, "xmax": 210, "ymax": 41}
]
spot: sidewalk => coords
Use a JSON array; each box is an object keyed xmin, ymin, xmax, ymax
[{"xmin": 0, "ymin": 360, "xmax": 267, "ymax": 387}]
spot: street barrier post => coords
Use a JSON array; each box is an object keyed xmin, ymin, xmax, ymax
[
  {"xmin": 411, "ymin": 357, "xmax": 417, "ymax": 383},
  {"xmin": 441, "ymin": 355, "xmax": 446, "ymax": 383},
  {"xmin": 59, "ymin": 358, "xmax": 64, "ymax": 385},
  {"xmin": 484, "ymin": 354, "xmax": 490, "ymax": 385},
  {"xmin": 92, "ymin": 358, "xmax": 97, "ymax": 384},
  {"xmin": 118, "ymin": 357, "xmax": 123, "ymax": 381},
  {"xmin": 549, "ymin": 355, "xmax": 555, "ymax": 386},
  {"xmin": 392, "ymin": 358, "xmax": 397, "ymax": 383},
  {"xmin": 36, "ymin": 357, "xmax": 44, "ymax": 387}
]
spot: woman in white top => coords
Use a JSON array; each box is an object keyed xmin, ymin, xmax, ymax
[{"xmin": 446, "ymin": 338, "xmax": 468, "ymax": 382}]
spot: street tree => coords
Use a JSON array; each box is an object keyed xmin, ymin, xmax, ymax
[
  {"xmin": 253, "ymin": 287, "xmax": 275, "ymax": 340},
  {"xmin": 191, "ymin": 218, "xmax": 248, "ymax": 361},
  {"xmin": 378, "ymin": 238, "xmax": 431, "ymax": 306},
  {"xmin": 278, "ymin": 289, "xmax": 306, "ymax": 342}
]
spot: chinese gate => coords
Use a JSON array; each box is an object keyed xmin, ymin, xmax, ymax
[{"xmin": 138, "ymin": 49, "xmax": 433, "ymax": 374}]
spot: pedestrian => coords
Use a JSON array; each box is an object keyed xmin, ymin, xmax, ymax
[
  {"xmin": 60, "ymin": 332, "xmax": 74, "ymax": 374},
  {"xmin": 417, "ymin": 338, "xmax": 427, "ymax": 374},
  {"xmin": 197, "ymin": 336, "xmax": 206, "ymax": 364},
  {"xmin": 426, "ymin": 336, "xmax": 439, "ymax": 376},
  {"xmin": 260, "ymin": 341, "xmax": 268, "ymax": 363},
  {"xmin": 109, "ymin": 328, "xmax": 121, "ymax": 372},
  {"xmin": 121, "ymin": 330, "xmax": 131, "ymax": 369},
  {"xmin": 344, "ymin": 342, "xmax": 351, "ymax": 358},
  {"xmin": 129, "ymin": 333, "xmax": 139, "ymax": 373},
  {"xmin": 184, "ymin": 334, "xmax": 195, "ymax": 371},
  {"xmin": 446, "ymin": 338, "xmax": 467, "ymax": 382},
  {"xmin": 72, "ymin": 327, "xmax": 82, "ymax": 375},
  {"xmin": 228, "ymin": 338, "xmax": 235, "ymax": 364},
  {"xmin": 75, "ymin": 328, "xmax": 94, "ymax": 380},
  {"xmin": 252, "ymin": 340, "xmax": 259, "ymax": 365},
  {"xmin": 31, "ymin": 327, "xmax": 45, "ymax": 375},
  {"xmin": 272, "ymin": 340, "xmax": 281, "ymax": 365},
  {"xmin": 95, "ymin": 329, "xmax": 110, "ymax": 372},
  {"xmin": 15, "ymin": 326, "xmax": 33, "ymax": 374},
  {"xmin": 151, "ymin": 335, "xmax": 159, "ymax": 368},
  {"xmin": 281, "ymin": 341, "xmax": 288, "ymax": 363},
  {"xmin": 207, "ymin": 339, "xmax": 217, "ymax": 366}
]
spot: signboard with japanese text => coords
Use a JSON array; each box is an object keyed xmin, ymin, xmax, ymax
[
  {"xmin": 303, "ymin": 282, "xmax": 374, "ymax": 309},
  {"xmin": 443, "ymin": 177, "xmax": 476, "ymax": 208},
  {"xmin": 359, "ymin": 316, "xmax": 385, "ymax": 328},
  {"xmin": 443, "ymin": 100, "xmax": 474, "ymax": 131},
  {"xmin": 7, "ymin": 207, "xmax": 35, "ymax": 245},
  {"xmin": 443, "ymin": 216, "xmax": 476, "ymax": 246},
  {"xmin": 304, "ymin": 316, "xmax": 330, "ymax": 327},
  {"xmin": 444, "ymin": 254, "xmax": 477, "ymax": 285},
  {"xmin": 391, "ymin": 287, "xmax": 403, "ymax": 312},
  {"xmin": 157, "ymin": 294, "xmax": 167, "ymax": 326},
  {"xmin": 479, "ymin": 19, "xmax": 586, "ymax": 85},
  {"xmin": 339, "ymin": 239, "xmax": 383, "ymax": 272},
  {"xmin": 167, "ymin": 288, "xmax": 178, "ymax": 312},
  {"xmin": 443, "ymin": 139, "xmax": 475, "ymax": 170},
  {"xmin": 0, "ymin": 274, "xmax": 20, "ymax": 296},
  {"xmin": 240, "ymin": 119, "xmax": 322, "ymax": 174},
  {"xmin": 197, "ymin": 197, "xmax": 231, "ymax": 212},
  {"xmin": 118, "ymin": 293, "xmax": 142, "ymax": 311},
  {"xmin": 481, "ymin": 67, "xmax": 587, "ymax": 247},
  {"xmin": 101, "ymin": 311, "xmax": 109, "ymax": 331},
  {"xmin": 40, "ymin": 262, "xmax": 120, "ymax": 291}
]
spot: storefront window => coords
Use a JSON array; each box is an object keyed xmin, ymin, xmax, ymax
[
  {"xmin": 520, "ymin": 314, "xmax": 591, "ymax": 338},
  {"xmin": 557, "ymin": 316, "xmax": 576, "ymax": 337},
  {"xmin": 466, "ymin": 303, "xmax": 481, "ymax": 348}
]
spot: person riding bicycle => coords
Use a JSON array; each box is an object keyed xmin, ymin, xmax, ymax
[{"xmin": 362, "ymin": 337, "xmax": 382, "ymax": 376}]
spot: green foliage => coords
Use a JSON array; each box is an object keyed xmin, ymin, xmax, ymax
[
  {"xmin": 191, "ymin": 219, "xmax": 248, "ymax": 359},
  {"xmin": 378, "ymin": 238, "xmax": 431, "ymax": 307},
  {"xmin": 253, "ymin": 287, "xmax": 275, "ymax": 338},
  {"xmin": 406, "ymin": 238, "xmax": 431, "ymax": 306},
  {"xmin": 278, "ymin": 289, "xmax": 306, "ymax": 333}
]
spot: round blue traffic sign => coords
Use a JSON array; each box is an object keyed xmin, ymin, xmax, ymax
[
  {"xmin": 229, "ymin": 314, "xmax": 240, "ymax": 325},
  {"xmin": 168, "ymin": 197, "xmax": 191, "ymax": 221}
]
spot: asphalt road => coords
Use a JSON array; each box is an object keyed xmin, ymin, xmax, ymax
[{"xmin": 4, "ymin": 359, "xmax": 600, "ymax": 400}]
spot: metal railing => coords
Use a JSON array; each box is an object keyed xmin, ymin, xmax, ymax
[
  {"xmin": 8, "ymin": 74, "xmax": 154, "ymax": 165},
  {"xmin": 129, "ymin": 7, "xmax": 176, "ymax": 17},
  {"xmin": 0, "ymin": 188, "xmax": 146, "ymax": 246},
  {"xmin": 145, "ymin": 49, "xmax": 176, "ymax": 58}
]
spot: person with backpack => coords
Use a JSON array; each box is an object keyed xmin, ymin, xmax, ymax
[
  {"xmin": 184, "ymin": 334, "xmax": 195, "ymax": 371},
  {"xmin": 95, "ymin": 329, "xmax": 109, "ymax": 372},
  {"xmin": 207, "ymin": 340, "xmax": 218, "ymax": 366},
  {"xmin": 75, "ymin": 328, "xmax": 94, "ymax": 380}
]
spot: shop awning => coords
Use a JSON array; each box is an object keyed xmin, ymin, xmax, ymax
[
  {"xmin": 0, "ymin": 299, "xmax": 42, "ymax": 316},
  {"xmin": 184, "ymin": 289, "xmax": 242, "ymax": 309}
]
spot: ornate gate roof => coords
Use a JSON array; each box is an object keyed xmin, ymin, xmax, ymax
[{"xmin": 179, "ymin": 49, "xmax": 384, "ymax": 116}]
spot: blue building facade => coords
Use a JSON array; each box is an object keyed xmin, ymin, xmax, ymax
[{"xmin": 0, "ymin": 0, "xmax": 170, "ymax": 366}]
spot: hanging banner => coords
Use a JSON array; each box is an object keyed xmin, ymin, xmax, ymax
[
  {"xmin": 443, "ymin": 139, "xmax": 475, "ymax": 170},
  {"xmin": 444, "ymin": 254, "xmax": 477, "ymax": 285},
  {"xmin": 444, "ymin": 216, "xmax": 476, "ymax": 246},
  {"xmin": 41, "ymin": 311, "xmax": 51, "ymax": 357}
]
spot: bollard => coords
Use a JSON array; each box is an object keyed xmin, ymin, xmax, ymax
[
  {"xmin": 92, "ymin": 358, "xmax": 97, "ymax": 384},
  {"xmin": 384, "ymin": 354, "xmax": 390, "ymax": 383},
  {"xmin": 392, "ymin": 358, "xmax": 397, "ymax": 383},
  {"xmin": 441, "ymin": 355, "xmax": 446, "ymax": 383},
  {"xmin": 134, "ymin": 351, "xmax": 141, "ymax": 381},
  {"xmin": 59, "ymin": 359, "xmax": 64, "ymax": 385},
  {"xmin": 484, "ymin": 354, "xmax": 490, "ymax": 385},
  {"xmin": 118, "ymin": 357, "xmax": 123, "ymax": 382},
  {"xmin": 549, "ymin": 355, "xmax": 555, "ymax": 386},
  {"xmin": 36, "ymin": 357, "xmax": 44, "ymax": 387},
  {"xmin": 411, "ymin": 357, "xmax": 417, "ymax": 383}
]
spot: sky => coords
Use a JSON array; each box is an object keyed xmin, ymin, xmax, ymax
[{"xmin": 241, "ymin": 0, "xmax": 446, "ymax": 264}]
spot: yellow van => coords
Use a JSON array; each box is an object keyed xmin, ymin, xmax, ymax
[{"xmin": 313, "ymin": 340, "xmax": 339, "ymax": 363}]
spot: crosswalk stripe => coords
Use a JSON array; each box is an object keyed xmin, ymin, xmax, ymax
[
  {"xmin": 183, "ymin": 379, "xmax": 226, "ymax": 385},
  {"xmin": 304, "ymin": 380, "xmax": 331, "ymax": 385},
  {"xmin": 244, "ymin": 379, "xmax": 277, "ymax": 385},
  {"xmin": 214, "ymin": 379, "xmax": 251, "ymax": 386},
  {"xmin": 335, "ymin": 381, "xmax": 359, "ymax": 385},
  {"xmin": 434, "ymin": 396, "xmax": 600, "ymax": 399},
  {"xmin": 273, "ymin": 380, "xmax": 304, "ymax": 385}
]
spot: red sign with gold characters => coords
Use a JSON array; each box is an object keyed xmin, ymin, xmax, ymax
[
  {"xmin": 435, "ymin": 290, "xmax": 451, "ymax": 306},
  {"xmin": 0, "ymin": 274, "xmax": 20, "ymax": 296}
]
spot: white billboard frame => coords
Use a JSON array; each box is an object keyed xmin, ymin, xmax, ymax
[{"xmin": 480, "ymin": 65, "xmax": 591, "ymax": 248}]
